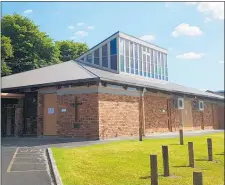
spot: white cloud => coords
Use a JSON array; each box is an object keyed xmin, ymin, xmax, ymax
[
  {"xmin": 77, "ymin": 22, "xmax": 84, "ymax": 27},
  {"xmin": 172, "ymin": 23, "xmax": 203, "ymax": 37},
  {"xmin": 176, "ymin": 52, "xmax": 205, "ymax": 60},
  {"xmin": 204, "ymin": 17, "xmax": 212, "ymax": 23},
  {"xmin": 139, "ymin": 34, "xmax": 155, "ymax": 42},
  {"xmin": 75, "ymin": 31, "xmax": 88, "ymax": 37},
  {"xmin": 197, "ymin": 2, "xmax": 224, "ymax": 20},
  {"xmin": 185, "ymin": 2, "xmax": 224, "ymax": 20},
  {"xmin": 69, "ymin": 36, "xmax": 76, "ymax": 40},
  {"xmin": 68, "ymin": 25, "xmax": 75, "ymax": 30},
  {"xmin": 87, "ymin": 26, "xmax": 95, "ymax": 30},
  {"xmin": 218, "ymin": 61, "xmax": 224, "ymax": 64},
  {"xmin": 23, "ymin": 9, "xmax": 33, "ymax": 14}
]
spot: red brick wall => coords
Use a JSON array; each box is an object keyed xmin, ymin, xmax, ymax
[
  {"xmin": 213, "ymin": 104, "xmax": 224, "ymax": 129},
  {"xmin": 36, "ymin": 85, "xmax": 223, "ymax": 139},
  {"xmin": 203, "ymin": 103, "xmax": 213, "ymax": 129},
  {"xmin": 144, "ymin": 94, "xmax": 170, "ymax": 134},
  {"xmin": 98, "ymin": 94, "xmax": 140, "ymax": 139},
  {"xmin": 57, "ymin": 93, "xmax": 99, "ymax": 139},
  {"xmin": 168, "ymin": 99, "xmax": 182, "ymax": 132}
]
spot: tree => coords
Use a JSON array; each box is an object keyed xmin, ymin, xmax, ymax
[
  {"xmin": 56, "ymin": 40, "xmax": 88, "ymax": 62},
  {"xmin": 1, "ymin": 14, "xmax": 60, "ymax": 74},
  {"xmin": 1, "ymin": 36, "xmax": 13, "ymax": 76}
]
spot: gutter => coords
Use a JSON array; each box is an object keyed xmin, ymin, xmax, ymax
[{"xmin": 139, "ymin": 87, "xmax": 146, "ymax": 141}]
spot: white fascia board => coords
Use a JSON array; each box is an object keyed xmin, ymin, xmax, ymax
[
  {"xmin": 76, "ymin": 32, "xmax": 120, "ymax": 60},
  {"xmin": 119, "ymin": 32, "xmax": 168, "ymax": 54}
]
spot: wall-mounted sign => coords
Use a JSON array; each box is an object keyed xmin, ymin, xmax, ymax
[
  {"xmin": 48, "ymin": 108, "xmax": 54, "ymax": 114},
  {"xmin": 61, "ymin": 108, "xmax": 67, "ymax": 112}
]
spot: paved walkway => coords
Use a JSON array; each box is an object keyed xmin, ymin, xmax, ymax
[
  {"xmin": 2, "ymin": 129, "xmax": 223, "ymax": 185},
  {"xmin": 2, "ymin": 146, "xmax": 53, "ymax": 185}
]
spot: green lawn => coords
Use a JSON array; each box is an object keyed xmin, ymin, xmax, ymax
[{"xmin": 52, "ymin": 133, "xmax": 224, "ymax": 185}]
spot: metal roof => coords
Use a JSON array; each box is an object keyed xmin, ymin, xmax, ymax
[
  {"xmin": 1, "ymin": 61, "xmax": 98, "ymax": 90},
  {"xmin": 79, "ymin": 62, "xmax": 224, "ymax": 100},
  {"xmin": 1, "ymin": 60, "xmax": 224, "ymax": 100}
]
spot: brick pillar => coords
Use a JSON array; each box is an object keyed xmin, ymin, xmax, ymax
[
  {"xmin": 37, "ymin": 92, "xmax": 44, "ymax": 136},
  {"xmin": 14, "ymin": 98, "xmax": 24, "ymax": 136}
]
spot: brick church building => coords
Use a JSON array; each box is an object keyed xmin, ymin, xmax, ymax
[{"xmin": 1, "ymin": 31, "xmax": 224, "ymax": 139}]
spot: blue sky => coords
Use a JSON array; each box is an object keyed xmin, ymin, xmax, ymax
[{"xmin": 2, "ymin": 2, "xmax": 224, "ymax": 91}]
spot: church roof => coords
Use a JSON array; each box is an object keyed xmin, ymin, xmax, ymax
[{"xmin": 2, "ymin": 60, "xmax": 224, "ymax": 100}]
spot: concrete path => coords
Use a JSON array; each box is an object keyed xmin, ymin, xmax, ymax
[{"xmin": 1, "ymin": 129, "xmax": 223, "ymax": 185}]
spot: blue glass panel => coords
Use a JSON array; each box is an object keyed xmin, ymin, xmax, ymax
[
  {"xmin": 151, "ymin": 73, "xmax": 154, "ymax": 78},
  {"xmin": 94, "ymin": 58, "xmax": 99, "ymax": 65},
  {"xmin": 131, "ymin": 69, "xmax": 134, "ymax": 74},
  {"xmin": 102, "ymin": 57, "xmax": 108, "ymax": 67},
  {"xmin": 162, "ymin": 76, "xmax": 164, "ymax": 80},
  {"xmin": 166, "ymin": 76, "xmax": 168, "ymax": 81},
  {"xmin": 126, "ymin": 57, "xmax": 129, "ymax": 73},
  {"xmin": 87, "ymin": 54, "xmax": 92, "ymax": 63},
  {"xmin": 135, "ymin": 70, "xmax": 138, "ymax": 75},
  {"xmin": 148, "ymin": 73, "xmax": 150, "ymax": 77},
  {"xmin": 140, "ymin": 71, "xmax": 143, "ymax": 76},
  {"xmin": 144, "ymin": 72, "xmax": 146, "ymax": 77},
  {"xmin": 110, "ymin": 55, "xmax": 117, "ymax": 70},
  {"xmin": 120, "ymin": 55, "xmax": 124, "ymax": 72},
  {"xmin": 159, "ymin": 75, "xmax": 161, "ymax": 80},
  {"xmin": 110, "ymin": 38, "xmax": 117, "ymax": 55}
]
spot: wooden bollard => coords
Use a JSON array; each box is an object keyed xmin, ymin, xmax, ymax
[
  {"xmin": 150, "ymin": 155, "xmax": 158, "ymax": 185},
  {"xmin": 207, "ymin": 138, "xmax": 213, "ymax": 161},
  {"xmin": 162, "ymin": 146, "xmax": 170, "ymax": 176},
  {"xmin": 179, "ymin": 129, "xmax": 184, "ymax": 145},
  {"xmin": 188, "ymin": 142, "xmax": 194, "ymax": 167},
  {"xmin": 139, "ymin": 128, "xmax": 142, "ymax": 141},
  {"xmin": 193, "ymin": 171, "xmax": 203, "ymax": 185}
]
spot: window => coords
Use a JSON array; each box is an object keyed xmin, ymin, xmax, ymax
[
  {"xmin": 87, "ymin": 53, "xmax": 92, "ymax": 63},
  {"xmin": 125, "ymin": 40, "xmax": 129, "ymax": 73},
  {"xmin": 135, "ymin": 44, "xmax": 138, "ymax": 75},
  {"xmin": 139, "ymin": 46, "xmax": 142, "ymax": 76},
  {"xmin": 199, "ymin": 101, "xmax": 204, "ymax": 110},
  {"xmin": 94, "ymin": 49, "xmax": 100, "ymax": 65},
  {"xmin": 143, "ymin": 53, "xmax": 146, "ymax": 76},
  {"xmin": 110, "ymin": 38, "xmax": 117, "ymax": 55},
  {"xmin": 130, "ymin": 42, "xmax": 134, "ymax": 74},
  {"xmin": 154, "ymin": 50, "xmax": 158, "ymax": 79},
  {"xmin": 151, "ymin": 49, "xmax": 154, "ymax": 78},
  {"xmin": 110, "ymin": 38, "xmax": 117, "ymax": 70},
  {"xmin": 120, "ymin": 55, "xmax": 124, "ymax": 72},
  {"xmin": 110, "ymin": 55, "xmax": 117, "ymax": 70},
  {"xmin": 178, "ymin": 99, "xmax": 184, "ymax": 108},
  {"xmin": 80, "ymin": 57, "xmax": 84, "ymax": 61},
  {"xmin": 147, "ymin": 55, "xmax": 150, "ymax": 77},
  {"xmin": 120, "ymin": 38, "xmax": 125, "ymax": 72},
  {"xmin": 102, "ymin": 44, "xmax": 108, "ymax": 68},
  {"xmin": 162, "ymin": 54, "xmax": 165, "ymax": 78}
]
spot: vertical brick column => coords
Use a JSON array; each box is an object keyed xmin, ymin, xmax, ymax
[
  {"xmin": 37, "ymin": 92, "xmax": 44, "ymax": 136},
  {"xmin": 14, "ymin": 98, "xmax": 24, "ymax": 136}
]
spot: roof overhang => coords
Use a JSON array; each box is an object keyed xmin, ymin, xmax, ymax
[{"xmin": 1, "ymin": 93, "xmax": 25, "ymax": 99}]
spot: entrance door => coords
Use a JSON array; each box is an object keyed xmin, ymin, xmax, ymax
[
  {"xmin": 43, "ymin": 93, "xmax": 57, "ymax": 135},
  {"xmin": 182, "ymin": 100, "xmax": 193, "ymax": 129}
]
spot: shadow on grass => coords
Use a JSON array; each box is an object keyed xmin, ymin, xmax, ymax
[
  {"xmin": 195, "ymin": 159, "xmax": 209, "ymax": 161},
  {"xmin": 139, "ymin": 175, "xmax": 164, "ymax": 179},
  {"xmin": 172, "ymin": 165, "xmax": 189, "ymax": 168},
  {"xmin": 215, "ymin": 153, "xmax": 224, "ymax": 156}
]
